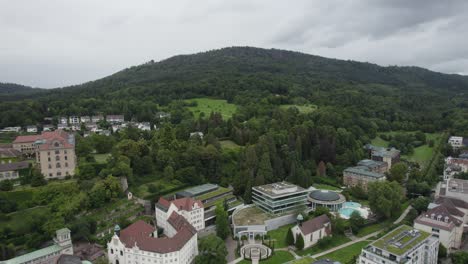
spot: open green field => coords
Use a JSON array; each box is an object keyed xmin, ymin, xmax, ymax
[
  {"xmin": 93, "ymin": 153, "xmax": 111, "ymax": 164},
  {"xmin": 371, "ymin": 131, "xmax": 443, "ymax": 166},
  {"xmin": 128, "ymin": 178, "xmax": 185, "ymax": 199},
  {"xmin": 239, "ymin": 251, "xmax": 295, "ymax": 264},
  {"xmin": 266, "ymin": 224, "xmax": 295, "ymax": 248},
  {"xmin": 317, "ymin": 241, "xmax": 370, "ymax": 263},
  {"xmin": 280, "ymin": 104, "xmax": 318, "ymax": 114},
  {"xmin": 290, "ymin": 257, "xmax": 316, "ymax": 264},
  {"xmin": 185, "ymin": 98, "xmax": 237, "ymax": 119},
  {"xmin": 297, "ymin": 235, "xmax": 351, "ymax": 256},
  {"xmin": 220, "ymin": 140, "xmax": 243, "ymax": 151},
  {"xmin": 356, "ymin": 220, "xmax": 391, "ymax": 237}
]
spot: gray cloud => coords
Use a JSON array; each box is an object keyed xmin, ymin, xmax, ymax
[{"xmin": 1, "ymin": 0, "xmax": 468, "ymax": 88}]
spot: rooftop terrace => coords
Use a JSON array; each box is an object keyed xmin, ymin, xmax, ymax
[
  {"xmin": 253, "ymin": 181, "xmax": 306, "ymax": 197},
  {"xmin": 232, "ymin": 206, "xmax": 275, "ymax": 226},
  {"xmin": 371, "ymin": 225, "xmax": 430, "ymax": 256}
]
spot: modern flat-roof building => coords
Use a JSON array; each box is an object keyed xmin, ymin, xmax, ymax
[
  {"xmin": 308, "ymin": 190, "xmax": 346, "ymax": 212},
  {"xmin": 252, "ymin": 182, "xmax": 308, "ymax": 214},
  {"xmin": 436, "ymin": 178, "xmax": 468, "ymax": 203},
  {"xmin": 448, "ymin": 136, "xmax": 464, "ymax": 149},
  {"xmin": 358, "ymin": 225, "xmax": 439, "ymax": 264}
]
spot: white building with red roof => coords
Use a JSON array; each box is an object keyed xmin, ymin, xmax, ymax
[
  {"xmin": 291, "ymin": 214, "xmax": 331, "ymax": 249},
  {"xmin": 13, "ymin": 130, "xmax": 76, "ymax": 179},
  {"xmin": 155, "ymin": 197, "xmax": 205, "ymax": 232},
  {"xmin": 107, "ymin": 218, "xmax": 198, "ymax": 264}
]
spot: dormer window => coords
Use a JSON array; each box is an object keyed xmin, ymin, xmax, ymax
[
  {"xmin": 54, "ymin": 142, "xmax": 60, "ymax": 147},
  {"xmin": 444, "ymin": 216, "xmax": 449, "ymax": 223},
  {"xmin": 431, "ymin": 213, "xmax": 435, "ymax": 219},
  {"xmin": 437, "ymin": 215, "xmax": 442, "ymax": 221}
]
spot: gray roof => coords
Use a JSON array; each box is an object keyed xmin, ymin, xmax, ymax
[
  {"xmin": 309, "ymin": 190, "xmax": 340, "ymax": 201},
  {"xmin": 357, "ymin": 159, "xmax": 385, "ymax": 168},
  {"xmin": 344, "ymin": 166, "xmax": 385, "ymax": 179},
  {"xmin": 176, "ymin": 183, "xmax": 219, "ymax": 197},
  {"xmin": 1, "ymin": 244, "xmax": 62, "ymax": 264},
  {"xmin": 0, "ymin": 161, "xmax": 29, "ymax": 172}
]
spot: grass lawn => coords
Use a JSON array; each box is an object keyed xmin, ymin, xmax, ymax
[
  {"xmin": 357, "ymin": 220, "xmax": 391, "ymax": 237},
  {"xmin": 370, "ymin": 131, "xmax": 443, "ymax": 167},
  {"xmin": 185, "ymin": 98, "xmax": 237, "ymax": 119},
  {"xmin": 239, "ymin": 251, "xmax": 295, "ymax": 264},
  {"xmin": 297, "ymin": 235, "xmax": 351, "ymax": 256},
  {"xmin": 317, "ymin": 241, "xmax": 370, "ymax": 263},
  {"xmin": 290, "ymin": 257, "xmax": 316, "ymax": 263},
  {"xmin": 220, "ymin": 140, "xmax": 243, "ymax": 151},
  {"xmin": 267, "ymin": 224, "xmax": 295, "ymax": 248},
  {"xmin": 312, "ymin": 184, "xmax": 342, "ymax": 191},
  {"xmin": 94, "ymin": 153, "xmax": 111, "ymax": 164},
  {"xmin": 129, "ymin": 178, "xmax": 185, "ymax": 198},
  {"xmin": 280, "ymin": 104, "xmax": 318, "ymax": 114}
]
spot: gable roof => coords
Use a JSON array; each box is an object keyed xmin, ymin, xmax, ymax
[
  {"xmin": 0, "ymin": 148, "xmax": 21, "ymax": 158},
  {"xmin": 171, "ymin": 197, "xmax": 203, "ymax": 211},
  {"xmin": 155, "ymin": 197, "xmax": 171, "ymax": 212},
  {"xmin": 299, "ymin": 214, "xmax": 331, "ymax": 235},
  {"xmin": 415, "ymin": 205, "xmax": 462, "ymax": 231},
  {"xmin": 13, "ymin": 135, "xmax": 41, "ymax": 144},
  {"xmin": 119, "ymin": 218, "xmax": 196, "ymax": 254},
  {"xmin": 435, "ymin": 196, "xmax": 468, "ymax": 212}
]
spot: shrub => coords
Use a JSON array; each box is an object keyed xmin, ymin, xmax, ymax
[{"xmin": 295, "ymin": 234, "xmax": 304, "ymax": 250}]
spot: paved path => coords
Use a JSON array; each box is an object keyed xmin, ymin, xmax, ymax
[
  {"xmin": 393, "ymin": 205, "xmax": 413, "ymax": 224},
  {"xmin": 310, "ymin": 230, "xmax": 382, "ymax": 259}
]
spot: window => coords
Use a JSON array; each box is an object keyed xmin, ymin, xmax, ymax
[
  {"xmin": 49, "ymin": 164, "xmax": 52, "ymax": 169},
  {"xmin": 57, "ymin": 172, "xmax": 62, "ymax": 177},
  {"xmin": 48, "ymin": 151, "xmax": 50, "ymax": 156},
  {"xmin": 56, "ymin": 163, "xmax": 61, "ymax": 168},
  {"xmin": 48, "ymin": 157, "xmax": 51, "ymax": 162},
  {"xmin": 64, "ymin": 150, "xmax": 67, "ymax": 154},
  {"xmin": 111, "ymin": 249, "xmax": 114, "ymax": 254},
  {"xmin": 54, "ymin": 142, "xmax": 60, "ymax": 148},
  {"xmin": 65, "ymin": 156, "xmax": 68, "ymax": 160},
  {"xmin": 120, "ymin": 250, "xmax": 123, "ymax": 256},
  {"xmin": 65, "ymin": 162, "xmax": 68, "ymax": 167},
  {"xmin": 56, "ymin": 156, "xmax": 60, "ymax": 161}
]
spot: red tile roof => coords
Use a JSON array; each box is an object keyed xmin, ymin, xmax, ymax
[
  {"xmin": 156, "ymin": 197, "xmax": 202, "ymax": 212},
  {"xmin": 13, "ymin": 135, "xmax": 41, "ymax": 144},
  {"xmin": 119, "ymin": 217, "xmax": 196, "ymax": 254},
  {"xmin": 299, "ymin": 214, "xmax": 331, "ymax": 235},
  {"xmin": 171, "ymin": 197, "xmax": 203, "ymax": 212}
]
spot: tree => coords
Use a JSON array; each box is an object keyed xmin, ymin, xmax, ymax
[
  {"xmin": 317, "ymin": 161, "xmax": 326, "ymax": 177},
  {"xmin": 194, "ymin": 234, "xmax": 228, "ymax": 264},
  {"xmin": 388, "ymin": 162, "xmax": 408, "ymax": 183},
  {"xmin": 243, "ymin": 179, "xmax": 252, "ymax": 204},
  {"xmin": 368, "ymin": 181, "xmax": 404, "ymax": 219},
  {"xmin": 256, "ymin": 152, "xmax": 272, "ymax": 185},
  {"xmin": 438, "ymin": 244, "xmax": 447, "ymax": 259},
  {"xmin": 412, "ymin": 196, "xmax": 430, "ymax": 213},
  {"xmin": 286, "ymin": 228, "xmax": 294, "ymax": 246},
  {"xmin": 215, "ymin": 203, "xmax": 230, "ymax": 239},
  {"xmin": 451, "ymin": 251, "xmax": 468, "ymax": 264},
  {"xmin": 349, "ymin": 211, "xmax": 365, "ymax": 234},
  {"xmin": 0, "ymin": 180, "xmax": 13, "ymax": 191},
  {"xmin": 295, "ymin": 233, "xmax": 304, "ymax": 250}
]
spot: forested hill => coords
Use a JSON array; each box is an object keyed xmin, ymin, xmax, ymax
[
  {"xmin": 1, "ymin": 46, "xmax": 467, "ymax": 133},
  {"xmin": 0, "ymin": 82, "xmax": 43, "ymax": 95}
]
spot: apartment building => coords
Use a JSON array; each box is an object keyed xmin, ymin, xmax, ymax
[
  {"xmin": 343, "ymin": 166, "xmax": 386, "ymax": 191},
  {"xmin": 35, "ymin": 130, "xmax": 76, "ymax": 179},
  {"xmin": 155, "ymin": 197, "xmax": 205, "ymax": 232},
  {"xmin": 358, "ymin": 225, "xmax": 439, "ymax": 264}
]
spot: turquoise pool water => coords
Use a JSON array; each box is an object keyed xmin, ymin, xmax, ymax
[
  {"xmin": 339, "ymin": 208, "xmax": 357, "ymax": 217},
  {"xmin": 343, "ymin": 202, "xmax": 361, "ymax": 209},
  {"xmin": 339, "ymin": 202, "xmax": 363, "ymax": 218}
]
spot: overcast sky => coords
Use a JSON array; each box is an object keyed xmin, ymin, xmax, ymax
[{"xmin": 1, "ymin": 0, "xmax": 468, "ymax": 88}]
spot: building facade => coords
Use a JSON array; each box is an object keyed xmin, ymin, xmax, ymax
[
  {"xmin": 358, "ymin": 225, "xmax": 439, "ymax": 264},
  {"xmin": 0, "ymin": 161, "xmax": 29, "ymax": 181},
  {"xmin": 291, "ymin": 214, "xmax": 331, "ymax": 249},
  {"xmin": 252, "ymin": 182, "xmax": 309, "ymax": 214},
  {"xmin": 155, "ymin": 197, "xmax": 205, "ymax": 232},
  {"xmin": 414, "ymin": 204, "xmax": 463, "ymax": 253},
  {"xmin": 448, "ymin": 136, "xmax": 464, "ymax": 149},
  {"xmin": 107, "ymin": 219, "xmax": 198, "ymax": 264},
  {"xmin": 35, "ymin": 131, "xmax": 76, "ymax": 179},
  {"xmin": 343, "ymin": 166, "xmax": 386, "ymax": 191}
]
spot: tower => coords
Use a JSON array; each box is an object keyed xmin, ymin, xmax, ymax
[{"xmin": 55, "ymin": 228, "xmax": 73, "ymax": 255}]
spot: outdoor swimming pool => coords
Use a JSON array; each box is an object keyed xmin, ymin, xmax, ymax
[{"xmin": 338, "ymin": 201, "xmax": 368, "ymax": 219}]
